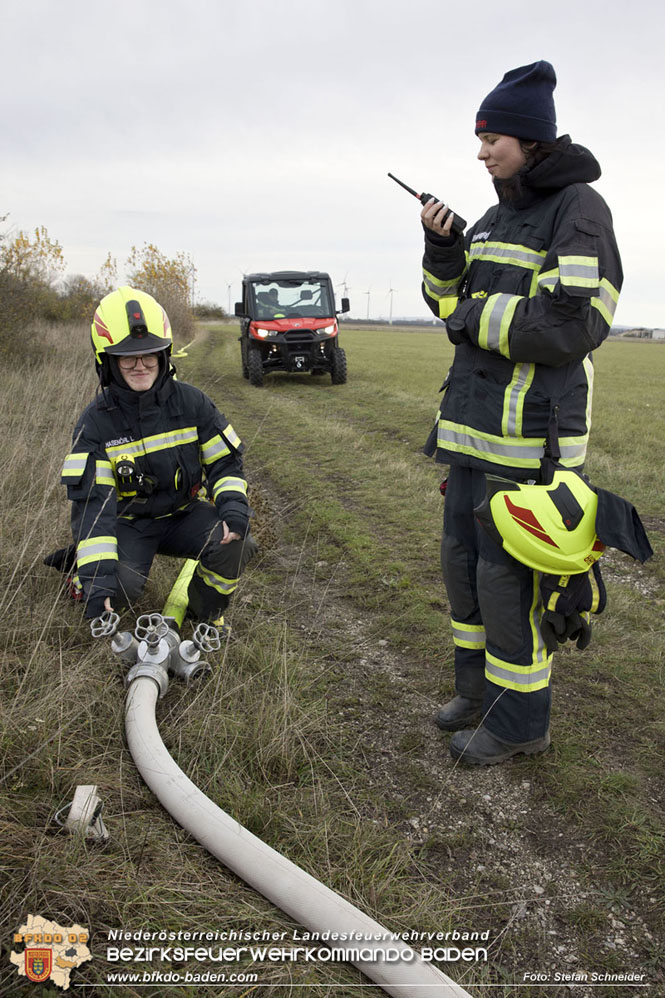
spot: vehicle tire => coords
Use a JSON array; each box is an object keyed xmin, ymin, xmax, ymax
[
  {"xmin": 247, "ymin": 349, "xmax": 264, "ymax": 387},
  {"xmin": 330, "ymin": 347, "xmax": 347, "ymax": 385}
]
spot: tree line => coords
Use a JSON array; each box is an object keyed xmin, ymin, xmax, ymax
[{"xmin": 0, "ymin": 219, "xmax": 225, "ymax": 360}]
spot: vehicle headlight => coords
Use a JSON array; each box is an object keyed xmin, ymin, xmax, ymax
[
  {"xmin": 255, "ymin": 328, "xmax": 275, "ymax": 338},
  {"xmin": 321, "ymin": 324, "xmax": 336, "ymax": 336}
]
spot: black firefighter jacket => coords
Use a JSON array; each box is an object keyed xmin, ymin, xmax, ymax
[
  {"xmin": 422, "ymin": 135, "xmax": 623, "ymax": 478},
  {"xmin": 61, "ymin": 370, "xmax": 249, "ymax": 609}
]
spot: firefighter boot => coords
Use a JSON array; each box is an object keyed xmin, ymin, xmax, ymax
[
  {"xmin": 449, "ymin": 724, "xmax": 550, "ymax": 765},
  {"xmin": 435, "ymin": 696, "xmax": 483, "ymax": 732}
]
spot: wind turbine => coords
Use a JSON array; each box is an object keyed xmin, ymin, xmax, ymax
[
  {"xmin": 387, "ymin": 280, "xmax": 397, "ymax": 325},
  {"xmin": 336, "ymin": 273, "xmax": 350, "ymax": 299},
  {"xmin": 364, "ymin": 288, "xmax": 371, "ymax": 320}
]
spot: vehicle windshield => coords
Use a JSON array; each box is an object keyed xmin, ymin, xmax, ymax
[{"xmin": 250, "ymin": 279, "xmax": 332, "ymax": 319}]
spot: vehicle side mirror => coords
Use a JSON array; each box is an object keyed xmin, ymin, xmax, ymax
[
  {"xmin": 234, "ymin": 302, "xmax": 245, "ymax": 317},
  {"xmin": 339, "ymin": 297, "xmax": 350, "ymax": 314}
]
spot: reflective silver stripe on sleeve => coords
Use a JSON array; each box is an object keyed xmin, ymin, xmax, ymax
[
  {"xmin": 76, "ymin": 537, "xmax": 118, "ymax": 566},
  {"xmin": 558, "ymin": 256, "xmax": 599, "ymax": 289},
  {"xmin": 62, "ymin": 453, "xmax": 88, "ymax": 476},
  {"xmin": 222, "ymin": 424, "xmax": 242, "ymax": 449},
  {"xmin": 201, "ymin": 435, "xmax": 231, "ymax": 464},
  {"xmin": 591, "ymin": 278, "xmax": 620, "ymax": 325},
  {"xmin": 213, "ymin": 477, "xmax": 248, "ymax": 500},
  {"xmin": 480, "ymin": 293, "xmax": 520, "ymax": 354},
  {"xmin": 422, "ymin": 267, "xmax": 463, "ymax": 298},
  {"xmin": 95, "ymin": 460, "xmax": 115, "ymax": 486}
]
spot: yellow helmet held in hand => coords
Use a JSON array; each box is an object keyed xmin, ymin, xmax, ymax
[
  {"xmin": 90, "ymin": 286, "xmax": 172, "ymax": 365},
  {"xmin": 474, "ymin": 470, "xmax": 605, "ymax": 574}
]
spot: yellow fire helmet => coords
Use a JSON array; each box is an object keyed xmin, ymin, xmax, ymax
[
  {"xmin": 474, "ymin": 470, "xmax": 606, "ymax": 574},
  {"xmin": 90, "ymin": 286, "xmax": 172, "ymax": 365}
]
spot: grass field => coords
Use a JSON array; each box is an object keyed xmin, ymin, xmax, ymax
[{"xmin": 1, "ymin": 321, "xmax": 663, "ymax": 998}]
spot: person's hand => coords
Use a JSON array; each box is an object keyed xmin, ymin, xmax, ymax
[
  {"xmin": 421, "ymin": 198, "xmax": 456, "ymax": 237},
  {"xmin": 220, "ymin": 521, "xmax": 241, "ymax": 545},
  {"xmin": 104, "ymin": 597, "xmax": 114, "ymax": 613}
]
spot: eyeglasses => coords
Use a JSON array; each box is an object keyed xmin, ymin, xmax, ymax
[{"xmin": 117, "ymin": 354, "xmax": 160, "ymax": 370}]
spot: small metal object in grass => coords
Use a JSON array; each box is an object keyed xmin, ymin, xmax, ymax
[
  {"xmin": 90, "ymin": 610, "xmax": 120, "ymax": 638},
  {"xmin": 54, "ymin": 784, "xmax": 110, "ymax": 842},
  {"xmin": 192, "ymin": 622, "xmax": 221, "ymax": 654},
  {"xmin": 135, "ymin": 612, "xmax": 169, "ymax": 647}
]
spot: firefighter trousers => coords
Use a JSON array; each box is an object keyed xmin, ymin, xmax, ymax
[
  {"xmin": 115, "ymin": 500, "xmax": 257, "ymax": 621},
  {"xmin": 441, "ymin": 466, "xmax": 552, "ymax": 743}
]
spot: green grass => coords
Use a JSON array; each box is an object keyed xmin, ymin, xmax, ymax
[{"xmin": 1, "ymin": 322, "xmax": 664, "ymax": 997}]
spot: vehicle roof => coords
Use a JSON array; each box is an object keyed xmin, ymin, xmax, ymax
[{"xmin": 243, "ymin": 270, "xmax": 331, "ymax": 284}]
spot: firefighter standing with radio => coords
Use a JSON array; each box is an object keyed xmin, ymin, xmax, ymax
[
  {"xmin": 418, "ymin": 61, "xmax": 627, "ymax": 764},
  {"xmin": 54, "ymin": 286, "xmax": 256, "ymax": 628}
]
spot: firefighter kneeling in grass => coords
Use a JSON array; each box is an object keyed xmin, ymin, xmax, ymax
[{"xmin": 46, "ymin": 286, "xmax": 257, "ymax": 630}]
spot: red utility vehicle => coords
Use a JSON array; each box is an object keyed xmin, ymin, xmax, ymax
[{"xmin": 235, "ymin": 271, "xmax": 349, "ymax": 386}]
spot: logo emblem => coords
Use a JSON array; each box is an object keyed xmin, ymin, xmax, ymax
[{"xmin": 25, "ymin": 948, "xmax": 53, "ymax": 983}]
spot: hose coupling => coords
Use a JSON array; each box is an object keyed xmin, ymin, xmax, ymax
[{"xmin": 125, "ymin": 660, "xmax": 169, "ymax": 698}]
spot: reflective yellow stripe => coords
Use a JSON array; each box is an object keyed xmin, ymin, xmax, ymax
[
  {"xmin": 485, "ymin": 653, "xmax": 552, "ymax": 691},
  {"xmin": 589, "ymin": 569, "xmax": 601, "ymax": 613},
  {"xmin": 196, "ymin": 565, "xmax": 238, "ymax": 595},
  {"xmin": 501, "ymin": 363, "xmax": 535, "ymax": 437},
  {"xmin": 76, "ymin": 535, "xmax": 118, "ymax": 567},
  {"xmin": 212, "ymin": 476, "xmax": 248, "ymax": 501},
  {"xmin": 439, "ymin": 296, "xmax": 459, "ymax": 319},
  {"xmin": 478, "ymin": 293, "xmax": 522, "ymax": 357},
  {"xmin": 558, "ymin": 254, "xmax": 600, "ymax": 290},
  {"xmin": 423, "ymin": 265, "xmax": 465, "ymax": 297},
  {"xmin": 62, "ymin": 452, "xmax": 88, "ymax": 477},
  {"xmin": 486, "ymin": 575, "xmax": 552, "ymax": 691},
  {"xmin": 537, "ymin": 268, "xmax": 559, "ymax": 292},
  {"xmin": 223, "ymin": 424, "xmax": 242, "ymax": 450},
  {"xmin": 105, "ymin": 427, "xmax": 198, "ymax": 462},
  {"xmin": 437, "ymin": 420, "xmax": 543, "ymax": 467},
  {"xmin": 590, "ymin": 277, "xmax": 620, "ymax": 326},
  {"xmin": 583, "ymin": 356, "xmax": 594, "ymax": 430},
  {"xmin": 436, "ymin": 420, "xmax": 588, "ymax": 468},
  {"xmin": 450, "ymin": 619, "xmax": 486, "ymax": 650},
  {"xmin": 200, "ymin": 434, "xmax": 230, "ymax": 465},
  {"xmin": 95, "ymin": 460, "xmax": 115, "ymax": 486},
  {"xmin": 469, "ymin": 240, "xmax": 546, "ymax": 270}
]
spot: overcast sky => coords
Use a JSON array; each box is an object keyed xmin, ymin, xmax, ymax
[{"xmin": 2, "ymin": 0, "xmax": 664, "ymax": 327}]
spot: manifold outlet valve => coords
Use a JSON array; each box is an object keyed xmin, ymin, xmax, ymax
[
  {"xmin": 135, "ymin": 612, "xmax": 169, "ymax": 648},
  {"xmin": 54, "ymin": 784, "xmax": 110, "ymax": 843},
  {"xmin": 90, "ymin": 611, "xmax": 120, "ymax": 638},
  {"xmin": 192, "ymin": 622, "xmax": 221, "ymax": 653}
]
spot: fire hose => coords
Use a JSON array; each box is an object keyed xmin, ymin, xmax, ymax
[{"xmin": 86, "ymin": 561, "xmax": 473, "ymax": 998}]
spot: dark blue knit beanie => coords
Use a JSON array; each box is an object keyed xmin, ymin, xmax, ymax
[{"xmin": 475, "ymin": 61, "xmax": 557, "ymax": 141}]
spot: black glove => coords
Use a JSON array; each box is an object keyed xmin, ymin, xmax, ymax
[
  {"xmin": 84, "ymin": 592, "xmax": 109, "ymax": 620},
  {"xmin": 43, "ymin": 544, "xmax": 77, "ymax": 573},
  {"xmin": 540, "ymin": 562, "xmax": 606, "ymax": 654}
]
